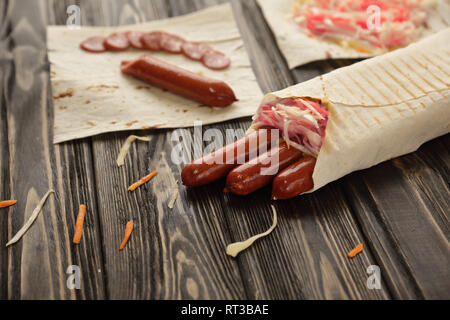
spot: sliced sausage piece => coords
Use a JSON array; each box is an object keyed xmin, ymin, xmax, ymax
[
  {"xmin": 202, "ymin": 50, "xmax": 231, "ymax": 70},
  {"xmin": 121, "ymin": 55, "xmax": 238, "ymax": 108},
  {"xmin": 160, "ymin": 33, "xmax": 186, "ymax": 53},
  {"xmin": 181, "ymin": 42, "xmax": 212, "ymax": 61},
  {"xmin": 271, "ymin": 156, "xmax": 316, "ymax": 200},
  {"xmin": 105, "ymin": 32, "xmax": 130, "ymax": 51},
  {"xmin": 225, "ymin": 142, "xmax": 303, "ymax": 196},
  {"xmin": 126, "ymin": 31, "xmax": 145, "ymax": 49},
  {"xmin": 141, "ymin": 31, "xmax": 164, "ymax": 51},
  {"xmin": 182, "ymin": 130, "xmax": 274, "ymax": 187},
  {"xmin": 80, "ymin": 36, "xmax": 107, "ymax": 53}
]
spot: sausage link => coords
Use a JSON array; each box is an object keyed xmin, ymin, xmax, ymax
[
  {"xmin": 181, "ymin": 130, "xmax": 273, "ymax": 187},
  {"xmin": 225, "ymin": 142, "xmax": 303, "ymax": 196},
  {"xmin": 121, "ymin": 55, "xmax": 237, "ymax": 107},
  {"xmin": 271, "ymin": 156, "xmax": 316, "ymax": 200}
]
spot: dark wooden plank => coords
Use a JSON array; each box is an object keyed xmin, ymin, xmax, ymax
[
  {"xmin": 393, "ymin": 139, "xmax": 449, "ymax": 234},
  {"xmin": 0, "ymin": 75, "xmax": 9, "ymax": 300},
  {"xmin": 232, "ymin": 0, "xmax": 293, "ymax": 92},
  {"xmin": 0, "ymin": 0, "xmax": 11, "ymax": 299},
  {"xmin": 344, "ymin": 136, "xmax": 450, "ymax": 299},
  {"xmin": 1, "ymin": 0, "xmax": 106, "ymax": 299},
  {"xmin": 51, "ymin": 141, "xmax": 107, "ymax": 299},
  {"xmin": 86, "ymin": 0, "xmax": 245, "ymax": 299},
  {"xmin": 92, "ymin": 130, "xmax": 245, "ymax": 299},
  {"xmin": 3, "ymin": 0, "xmax": 71, "ymax": 299},
  {"xmin": 46, "ymin": 0, "xmax": 108, "ymax": 300}
]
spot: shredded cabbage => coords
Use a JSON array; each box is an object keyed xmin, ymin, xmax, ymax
[
  {"xmin": 226, "ymin": 205, "xmax": 278, "ymax": 257},
  {"xmin": 168, "ymin": 181, "xmax": 179, "ymax": 209},
  {"xmin": 292, "ymin": 0, "xmax": 431, "ymax": 52},
  {"xmin": 116, "ymin": 135, "xmax": 151, "ymax": 167},
  {"xmin": 6, "ymin": 190, "xmax": 55, "ymax": 247},
  {"xmin": 254, "ymin": 98, "xmax": 329, "ymax": 155}
]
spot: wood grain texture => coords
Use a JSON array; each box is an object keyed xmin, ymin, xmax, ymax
[
  {"xmin": 3, "ymin": 0, "xmax": 69, "ymax": 299},
  {"xmin": 45, "ymin": 0, "xmax": 108, "ymax": 300},
  {"xmin": 52, "ymin": 141, "xmax": 107, "ymax": 299},
  {"xmin": 234, "ymin": 0, "xmax": 293, "ymax": 92},
  {"xmin": 0, "ymin": 80, "xmax": 9, "ymax": 300},
  {"xmin": 0, "ymin": 0, "xmax": 448, "ymax": 300},
  {"xmin": 0, "ymin": 0, "xmax": 11, "ymax": 298},
  {"xmin": 92, "ymin": 130, "xmax": 245, "ymax": 299},
  {"xmin": 1, "ymin": 0, "xmax": 106, "ymax": 299},
  {"xmin": 344, "ymin": 137, "xmax": 450, "ymax": 299}
]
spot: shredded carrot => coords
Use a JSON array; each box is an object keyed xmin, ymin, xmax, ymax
[
  {"xmin": 348, "ymin": 243, "xmax": 363, "ymax": 258},
  {"xmin": 0, "ymin": 200, "xmax": 17, "ymax": 208},
  {"xmin": 356, "ymin": 47, "xmax": 369, "ymax": 53},
  {"xmin": 127, "ymin": 170, "xmax": 158, "ymax": 191},
  {"xmin": 120, "ymin": 220, "xmax": 134, "ymax": 250},
  {"xmin": 73, "ymin": 204, "xmax": 86, "ymax": 244}
]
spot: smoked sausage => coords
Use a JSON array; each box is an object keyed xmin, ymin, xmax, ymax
[
  {"xmin": 126, "ymin": 31, "xmax": 145, "ymax": 49},
  {"xmin": 141, "ymin": 31, "xmax": 164, "ymax": 51},
  {"xmin": 105, "ymin": 33, "xmax": 130, "ymax": 51},
  {"xmin": 225, "ymin": 142, "xmax": 303, "ymax": 196},
  {"xmin": 160, "ymin": 33, "xmax": 186, "ymax": 53},
  {"xmin": 121, "ymin": 55, "xmax": 238, "ymax": 107},
  {"xmin": 182, "ymin": 42, "xmax": 212, "ymax": 61},
  {"xmin": 271, "ymin": 156, "xmax": 316, "ymax": 200},
  {"xmin": 202, "ymin": 50, "xmax": 231, "ymax": 70},
  {"xmin": 80, "ymin": 36, "xmax": 106, "ymax": 53},
  {"xmin": 181, "ymin": 130, "xmax": 274, "ymax": 187},
  {"xmin": 80, "ymin": 31, "xmax": 232, "ymax": 71}
]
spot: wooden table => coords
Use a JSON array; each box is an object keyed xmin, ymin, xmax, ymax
[{"xmin": 0, "ymin": 0, "xmax": 448, "ymax": 300}]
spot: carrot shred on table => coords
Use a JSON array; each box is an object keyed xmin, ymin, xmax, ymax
[
  {"xmin": 127, "ymin": 170, "xmax": 158, "ymax": 191},
  {"xmin": 73, "ymin": 204, "xmax": 86, "ymax": 244},
  {"xmin": 0, "ymin": 200, "xmax": 17, "ymax": 208},
  {"xmin": 120, "ymin": 220, "xmax": 134, "ymax": 250},
  {"xmin": 348, "ymin": 243, "xmax": 363, "ymax": 258}
]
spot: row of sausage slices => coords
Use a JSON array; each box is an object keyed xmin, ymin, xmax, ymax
[{"xmin": 80, "ymin": 31, "xmax": 231, "ymax": 70}]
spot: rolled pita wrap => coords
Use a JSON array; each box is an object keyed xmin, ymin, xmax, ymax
[{"xmin": 249, "ymin": 28, "xmax": 450, "ymax": 193}]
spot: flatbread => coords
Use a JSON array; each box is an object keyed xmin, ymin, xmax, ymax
[
  {"xmin": 257, "ymin": 0, "xmax": 450, "ymax": 69},
  {"xmin": 251, "ymin": 28, "xmax": 450, "ymax": 192},
  {"xmin": 48, "ymin": 3, "xmax": 263, "ymax": 144}
]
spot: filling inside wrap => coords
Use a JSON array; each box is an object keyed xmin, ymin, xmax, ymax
[
  {"xmin": 252, "ymin": 97, "xmax": 329, "ymax": 156},
  {"xmin": 292, "ymin": 0, "xmax": 431, "ymax": 52}
]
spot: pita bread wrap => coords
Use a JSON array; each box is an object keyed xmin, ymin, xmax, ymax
[
  {"xmin": 250, "ymin": 28, "xmax": 450, "ymax": 192},
  {"xmin": 257, "ymin": 0, "xmax": 450, "ymax": 68}
]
